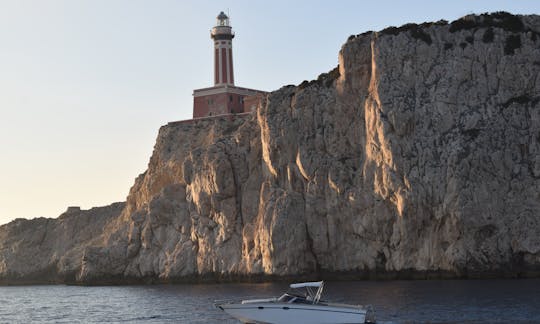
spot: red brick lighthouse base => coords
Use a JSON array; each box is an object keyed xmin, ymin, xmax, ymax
[{"xmin": 193, "ymin": 12, "xmax": 265, "ymax": 118}]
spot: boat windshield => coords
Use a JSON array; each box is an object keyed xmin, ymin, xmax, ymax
[
  {"xmin": 278, "ymin": 293, "xmax": 314, "ymax": 304},
  {"xmin": 278, "ymin": 294, "xmax": 294, "ymax": 302}
]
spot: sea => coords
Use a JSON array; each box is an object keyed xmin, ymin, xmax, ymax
[{"xmin": 0, "ymin": 279, "xmax": 539, "ymax": 323}]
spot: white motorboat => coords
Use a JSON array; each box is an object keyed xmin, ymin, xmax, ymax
[{"xmin": 215, "ymin": 281, "xmax": 375, "ymax": 324}]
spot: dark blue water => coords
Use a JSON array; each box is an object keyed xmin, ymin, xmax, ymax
[{"xmin": 0, "ymin": 279, "xmax": 539, "ymax": 323}]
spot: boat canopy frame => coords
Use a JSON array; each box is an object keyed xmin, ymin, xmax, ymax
[{"xmin": 288, "ymin": 281, "xmax": 324, "ymax": 304}]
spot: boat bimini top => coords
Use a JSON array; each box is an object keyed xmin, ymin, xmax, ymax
[{"xmin": 284, "ymin": 281, "xmax": 325, "ymax": 304}]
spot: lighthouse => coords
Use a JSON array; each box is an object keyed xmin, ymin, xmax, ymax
[
  {"xmin": 212, "ymin": 12, "xmax": 235, "ymax": 86},
  {"xmin": 192, "ymin": 12, "xmax": 265, "ymax": 119}
]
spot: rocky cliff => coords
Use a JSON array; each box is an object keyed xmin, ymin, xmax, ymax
[
  {"xmin": 2, "ymin": 12, "xmax": 540, "ymax": 284},
  {"xmin": 0, "ymin": 203, "xmax": 124, "ymax": 284}
]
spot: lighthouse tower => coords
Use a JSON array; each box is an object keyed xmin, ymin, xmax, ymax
[
  {"xmin": 212, "ymin": 12, "xmax": 235, "ymax": 86},
  {"xmin": 192, "ymin": 12, "xmax": 265, "ymax": 119}
]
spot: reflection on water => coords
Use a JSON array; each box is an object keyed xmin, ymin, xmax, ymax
[{"xmin": 0, "ymin": 279, "xmax": 538, "ymax": 323}]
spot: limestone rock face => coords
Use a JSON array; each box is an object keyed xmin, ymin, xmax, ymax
[
  {"xmin": 0, "ymin": 203, "xmax": 124, "ymax": 283},
  {"xmin": 77, "ymin": 117, "xmax": 264, "ymax": 282},
  {"xmin": 2, "ymin": 13, "xmax": 540, "ymax": 283}
]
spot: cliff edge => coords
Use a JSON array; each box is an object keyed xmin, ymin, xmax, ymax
[{"xmin": 2, "ymin": 12, "xmax": 540, "ymax": 284}]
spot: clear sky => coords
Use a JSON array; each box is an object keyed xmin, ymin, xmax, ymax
[{"xmin": 0, "ymin": 0, "xmax": 538, "ymax": 225}]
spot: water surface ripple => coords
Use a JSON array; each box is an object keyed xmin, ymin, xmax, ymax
[{"xmin": 0, "ymin": 279, "xmax": 539, "ymax": 323}]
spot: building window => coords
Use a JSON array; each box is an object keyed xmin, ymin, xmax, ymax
[
  {"xmin": 229, "ymin": 95, "xmax": 233, "ymax": 102},
  {"xmin": 208, "ymin": 99, "xmax": 214, "ymax": 105},
  {"xmin": 239, "ymin": 97, "xmax": 243, "ymax": 103}
]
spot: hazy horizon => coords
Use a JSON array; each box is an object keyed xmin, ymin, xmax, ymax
[{"xmin": 1, "ymin": 0, "xmax": 538, "ymax": 225}]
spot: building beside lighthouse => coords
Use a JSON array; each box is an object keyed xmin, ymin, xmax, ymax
[{"xmin": 192, "ymin": 12, "xmax": 266, "ymax": 118}]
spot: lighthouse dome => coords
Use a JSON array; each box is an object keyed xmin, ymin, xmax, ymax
[
  {"xmin": 217, "ymin": 11, "xmax": 228, "ymax": 20},
  {"xmin": 216, "ymin": 11, "xmax": 230, "ymax": 26}
]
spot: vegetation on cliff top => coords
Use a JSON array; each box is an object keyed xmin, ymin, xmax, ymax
[
  {"xmin": 448, "ymin": 11, "xmax": 525, "ymax": 33},
  {"xmin": 298, "ymin": 65, "xmax": 340, "ymax": 89},
  {"xmin": 346, "ymin": 12, "xmax": 539, "ymax": 51}
]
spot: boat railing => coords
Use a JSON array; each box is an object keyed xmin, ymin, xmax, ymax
[
  {"xmin": 213, "ymin": 296, "xmax": 278, "ymax": 306},
  {"xmin": 240, "ymin": 297, "xmax": 278, "ymax": 304},
  {"xmin": 322, "ymin": 301, "xmax": 371, "ymax": 309}
]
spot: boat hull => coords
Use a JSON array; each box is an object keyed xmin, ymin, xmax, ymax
[{"xmin": 218, "ymin": 302, "xmax": 367, "ymax": 324}]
